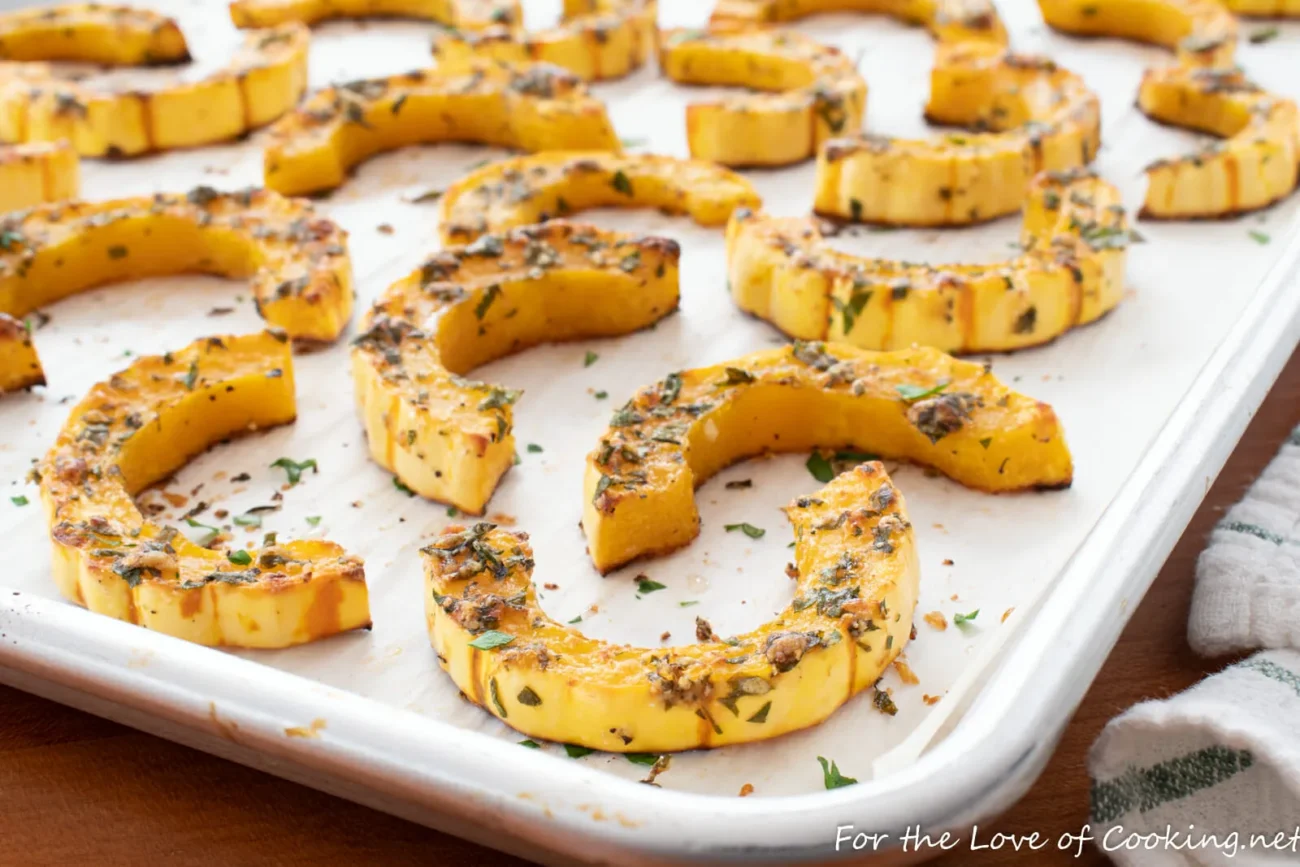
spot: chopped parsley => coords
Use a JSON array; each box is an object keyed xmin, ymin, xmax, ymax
[
  {"xmin": 564, "ymin": 744, "xmax": 595, "ymax": 758},
  {"xmin": 468, "ymin": 630, "xmax": 516, "ymax": 650},
  {"xmin": 583, "ymin": 350, "xmax": 599, "ymax": 367},
  {"xmin": 526, "ymin": 443, "xmax": 543, "ymax": 453},
  {"xmin": 10, "ymin": 495, "xmax": 28, "ymax": 507},
  {"xmin": 725, "ymin": 522, "xmax": 766, "ymax": 539},
  {"xmin": 817, "ymin": 756, "xmax": 858, "ymax": 789},
  {"xmin": 806, "ymin": 452, "xmax": 834, "ymax": 483},
  {"xmin": 896, "ymin": 381, "xmax": 949, "ymax": 401},
  {"xmin": 1248, "ymin": 230, "xmax": 1270, "ymax": 245},
  {"xmin": 954, "ymin": 609, "xmax": 980, "ymax": 625},
  {"xmin": 227, "ymin": 550, "xmax": 253, "ymax": 566},
  {"xmin": 270, "ymin": 457, "xmax": 317, "ymax": 485},
  {"xmin": 636, "ymin": 577, "xmax": 666, "ymax": 594},
  {"xmin": 394, "ymin": 477, "xmax": 416, "ymax": 496}
]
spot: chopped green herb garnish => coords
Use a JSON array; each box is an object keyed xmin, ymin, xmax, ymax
[
  {"xmin": 625, "ymin": 753, "xmax": 659, "ymax": 766},
  {"xmin": 896, "ymin": 381, "xmax": 949, "ymax": 401},
  {"xmin": 270, "ymin": 457, "xmax": 317, "ymax": 486},
  {"xmin": 568, "ymin": 615, "xmax": 583, "ymax": 624},
  {"xmin": 468, "ymin": 630, "xmax": 516, "ymax": 650},
  {"xmin": 679, "ymin": 600, "xmax": 699, "ymax": 607},
  {"xmin": 1249, "ymin": 26, "xmax": 1279, "ymax": 44},
  {"xmin": 232, "ymin": 512, "xmax": 263, "ymax": 528},
  {"xmin": 636, "ymin": 578, "xmax": 666, "ymax": 594},
  {"xmin": 747, "ymin": 701, "xmax": 772, "ymax": 724},
  {"xmin": 447, "ymin": 505, "xmax": 459, "ymax": 517},
  {"xmin": 806, "ymin": 452, "xmax": 834, "ymax": 483},
  {"xmin": 526, "ymin": 443, "xmax": 543, "ymax": 453},
  {"xmin": 306, "ymin": 515, "xmax": 322, "ymax": 526},
  {"xmin": 724, "ymin": 522, "xmax": 766, "ymax": 540},
  {"xmin": 182, "ymin": 361, "xmax": 199, "ymax": 391},
  {"xmin": 564, "ymin": 744, "xmax": 595, "ymax": 758},
  {"xmin": 817, "ymin": 756, "xmax": 858, "ymax": 789},
  {"xmin": 954, "ymin": 609, "xmax": 980, "ymax": 625},
  {"xmin": 594, "ymin": 390, "xmax": 608, "ymax": 400},
  {"xmin": 107, "ymin": 245, "xmax": 129, "ymax": 260},
  {"xmin": 10, "ymin": 495, "xmax": 28, "ymax": 507},
  {"xmin": 519, "ymin": 739, "xmax": 541, "ymax": 749},
  {"xmin": 227, "ymin": 550, "xmax": 252, "ymax": 566},
  {"xmin": 1248, "ymin": 230, "xmax": 1270, "ymax": 245},
  {"xmin": 611, "ymin": 170, "xmax": 633, "ymax": 196},
  {"xmin": 184, "ymin": 517, "xmax": 220, "ymax": 545},
  {"xmin": 394, "ymin": 477, "xmax": 416, "ymax": 496},
  {"xmin": 583, "ymin": 350, "xmax": 599, "ymax": 367}
]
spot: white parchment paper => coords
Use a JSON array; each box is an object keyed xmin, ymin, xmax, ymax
[{"xmin": 1, "ymin": 0, "xmax": 1297, "ymax": 799}]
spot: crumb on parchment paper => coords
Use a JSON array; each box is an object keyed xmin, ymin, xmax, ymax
[
  {"xmin": 893, "ymin": 658, "xmax": 919, "ymax": 685},
  {"xmin": 923, "ymin": 611, "xmax": 948, "ymax": 631},
  {"xmin": 739, "ymin": 783, "xmax": 754, "ymax": 797},
  {"xmin": 1002, "ymin": 607, "xmax": 1015, "ymax": 622},
  {"xmin": 922, "ymin": 694, "xmax": 942, "ymax": 706}
]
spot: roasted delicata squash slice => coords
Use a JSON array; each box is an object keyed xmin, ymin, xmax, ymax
[
  {"xmin": 657, "ymin": 28, "xmax": 867, "ymax": 167},
  {"xmin": 710, "ymin": 0, "xmax": 1007, "ymax": 45},
  {"xmin": 431, "ymin": 0, "xmax": 655, "ymax": 82},
  {"xmin": 815, "ymin": 43, "xmax": 1100, "ymax": 226},
  {"xmin": 231, "ymin": 0, "xmax": 519, "ymax": 30},
  {"xmin": 1140, "ymin": 67, "xmax": 1300, "ymax": 219},
  {"xmin": 0, "ymin": 140, "xmax": 79, "ymax": 212},
  {"xmin": 0, "ymin": 186, "xmax": 354, "ymax": 345},
  {"xmin": 1036, "ymin": 0, "xmax": 1238, "ymax": 67},
  {"xmin": 352, "ymin": 222, "xmax": 679, "ymax": 514},
  {"xmin": 1220, "ymin": 0, "xmax": 1300, "ymax": 15},
  {"xmin": 0, "ymin": 23, "xmax": 308, "ymax": 157},
  {"xmin": 35, "ymin": 331, "xmax": 371, "ymax": 648},
  {"xmin": 584, "ymin": 341, "xmax": 1072, "ymax": 573},
  {"xmin": 426, "ymin": 465, "xmax": 918, "ymax": 751},
  {"xmin": 439, "ymin": 152, "xmax": 763, "ymax": 244},
  {"xmin": 0, "ymin": 312, "xmax": 44, "ymax": 394},
  {"xmin": 730, "ymin": 170, "xmax": 1130, "ymax": 353},
  {"xmin": 263, "ymin": 61, "xmax": 619, "ymax": 196},
  {"xmin": 0, "ymin": 3, "xmax": 190, "ymax": 66}
]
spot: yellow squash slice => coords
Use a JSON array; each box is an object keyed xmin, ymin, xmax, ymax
[
  {"xmin": 1036, "ymin": 0, "xmax": 1238, "ymax": 67},
  {"xmin": 584, "ymin": 341, "xmax": 1071, "ymax": 573},
  {"xmin": 1140, "ymin": 66, "xmax": 1299, "ymax": 219},
  {"xmin": 352, "ymin": 221, "xmax": 680, "ymax": 514},
  {"xmin": 35, "ymin": 331, "xmax": 371, "ymax": 648},
  {"xmin": 814, "ymin": 43, "xmax": 1100, "ymax": 226},
  {"xmin": 263, "ymin": 61, "xmax": 619, "ymax": 196},
  {"xmin": 657, "ymin": 28, "xmax": 867, "ymax": 167},
  {"xmin": 0, "ymin": 3, "xmax": 190, "ymax": 66},
  {"xmin": 425, "ymin": 464, "xmax": 918, "ymax": 751},
  {"xmin": 0, "ymin": 140, "xmax": 79, "ymax": 212},
  {"xmin": 231, "ymin": 0, "xmax": 519, "ymax": 30},
  {"xmin": 0, "ymin": 312, "xmax": 43, "ymax": 393},
  {"xmin": 0, "ymin": 23, "xmax": 309, "ymax": 157},
  {"xmin": 1221, "ymin": 0, "xmax": 1300, "ymax": 15},
  {"xmin": 730, "ymin": 169, "xmax": 1130, "ymax": 353},
  {"xmin": 439, "ymin": 152, "xmax": 763, "ymax": 244},
  {"xmin": 710, "ymin": 0, "xmax": 1007, "ymax": 45},
  {"xmin": 0, "ymin": 186, "xmax": 354, "ymax": 346},
  {"xmin": 431, "ymin": 0, "xmax": 655, "ymax": 82}
]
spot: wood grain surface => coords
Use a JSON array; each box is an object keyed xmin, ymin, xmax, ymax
[{"xmin": 2, "ymin": 348, "xmax": 1297, "ymax": 867}]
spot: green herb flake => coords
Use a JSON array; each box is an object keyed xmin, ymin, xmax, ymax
[
  {"xmin": 394, "ymin": 477, "xmax": 416, "ymax": 496},
  {"xmin": 806, "ymin": 452, "xmax": 834, "ymax": 483},
  {"xmin": 896, "ymin": 381, "xmax": 949, "ymax": 402},
  {"xmin": 227, "ymin": 550, "xmax": 252, "ymax": 566},
  {"xmin": 489, "ymin": 677, "xmax": 507, "ymax": 718},
  {"xmin": 625, "ymin": 753, "xmax": 660, "ymax": 766},
  {"xmin": 526, "ymin": 443, "xmax": 543, "ymax": 453},
  {"xmin": 817, "ymin": 756, "xmax": 858, "ymax": 789},
  {"xmin": 747, "ymin": 701, "xmax": 772, "ymax": 724},
  {"xmin": 568, "ymin": 615, "xmax": 583, "ymax": 624},
  {"xmin": 611, "ymin": 170, "xmax": 633, "ymax": 197},
  {"xmin": 724, "ymin": 522, "xmax": 766, "ymax": 540},
  {"xmin": 954, "ymin": 609, "xmax": 980, "ymax": 625},
  {"xmin": 564, "ymin": 744, "xmax": 595, "ymax": 758},
  {"xmin": 1248, "ymin": 230, "xmax": 1270, "ymax": 245},
  {"xmin": 517, "ymin": 686, "xmax": 542, "ymax": 707},
  {"xmin": 107, "ymin": 245, "xmax": 129, "ymax": 260},
  {"xmin": 270, "ymin": 457, "xmax": 317, "ymax": 486},
  {"xmin": 182, "ymin": 360, "xmax": 199, "ymax": 391},
  {"xmin": 10, "ymin": 495, "xmax": 28, "ymax": 507},
  {"xmin": 519, "ymin": 739, "xmax": 541, "ymax": 749},
  {"xmin": 447, "ymin": 505, "xmax": 459, "ymax": 517},
  {"xmin": 979, "ymin": 437, "xmax": 992, "ymax": 449},
  {"xmin": 636, "ymin": 577, "xmax": 666, "ymax": 594},
  {"xmin": 306, "ymin": 515, "xmax": 322, "ymax": 526},
  {"xmin": 583, "ymin": 350, "xmax": 599, "ymax": 367},
  {"xmin": 679, "ymin": 600, "xmax": 699, "ymax": 608},
  {"xmin": 594, "ymin": 390, "xmax": 608, "ymax": 400},
  {"xmin": 232, "ymin": 512, "xmax": 262, "ymax": 528},
  {"xmin": 468, "ymin": 630, "xmax": 516, "ymax": 651},
  {"xmin": 1249, "ymin": 26, "xmax": 1279, "ymax": 44}
]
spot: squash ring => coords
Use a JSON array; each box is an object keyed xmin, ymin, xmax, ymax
[
  {"xmin": 729, "ymin": 169, "xmax": 1131, "ymax": 354},
  {"xmin": 438, "ymin": 151, "xmax": 763, "ymax": 244},
  {"xmin": 0, "ymin": 22, "xmax": 309, "ymax": 158},
  {"xmin": 424, "ymin": 463, "xmax": 919, "ymax": 752},
  {"xmin": 35, "ymin": 330, "xmax": 371, "ymax": 648},
  {"xmin": 0, "ymin": 140, "xmax": 79, "ymax": 212},
  {"xmin": 431, "ymin": 0, "xmax": 656, "ymax": 82},
  {"xmin": 709, "ymin": 0, "xmax": 1008, "ymax": 45},
  {"xmin": 0, "ymin": 312, "xmax": 44, "ymax": 394},
  {"xmin": 814, "ymin": 42, "xmax": 1100, "ymax": 226},
  {"xmin": 657, "ymin": 27, "xmax": 868, "ymax": 168},
  {"xmin": 1038, "ymin": 0, "xmax": 1299, "ymax": 218},
  {"xmin": 582, "ymin": 341, "xmax": 1072, "ymax": 574},
  {"xmin": 0, "ymin": 186, "xmax": 355, "ymax": 347},
  {"xmin": 262, "ymin": 61, "xmax": 620, "ymax": 196},
  {"xmin": 230, "ymin": 0, "xmax": 520, "ymax": 30},
  {"xmin": 352, "ymin": 221, "xmax": 680, "ymax": 514},
  {"xmin": 0, "ymin": 3, "xmax": 191, "ymax": 66}
]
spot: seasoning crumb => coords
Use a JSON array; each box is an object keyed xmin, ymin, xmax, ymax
[
  {"xmin": 923, "ymin": 611, "xmax": 948, "ymax": 631},
  {"xmin": 739, "ymin": 783, "xmax": 754, "ymax": 797},
  {"xmin": 660, "ymin": 631, "xmax": 671, "ymax": 642},
  {"xmin": 377, "ymin": 223, "xmax": 394, "ymax": 234},
  {"xmin": 894, "ymin": 659, "xmax": 919, "ymax": 685},
  {"xmin": 488, "ymin": 512, "xmax": 517, "ymax": 526},
  {"xmin": 950, "ymin": 593, "xmax": 958, "ymax": 601},
  {"xmin": 942, "ymin": 558, "xmax": 954, "ymax": 566},
  {"xmin": 922, "ymin": 694, "xmax": 942, "ymax": 706},
  {"xmin": 543, "ymin": 582, "xmax": 559, "ymax": 591},
  {"xmin": 1001, "ymin": 607, "xmax": 1015, "ymax": 623}
]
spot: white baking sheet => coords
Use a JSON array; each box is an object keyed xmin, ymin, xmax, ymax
[{"xmin": 1, "ymin": 0, "xmax": 1298, "ymax": 802}]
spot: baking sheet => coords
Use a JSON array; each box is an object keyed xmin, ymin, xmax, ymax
[{"xmin": 1, "ymin": 0, "xmax": 1298, "ymax": 804}]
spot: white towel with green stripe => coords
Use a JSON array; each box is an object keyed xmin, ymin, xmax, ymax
[
  {"xmin": 1189, "ymin": 425, "xmax": 1300, "ymax": 657},
  {"xmin": 1088, "ymin": 651, "xmax": 1300, "ymax": 865}
]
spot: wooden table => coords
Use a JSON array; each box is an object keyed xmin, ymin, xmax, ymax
[{"xmin": 3, "ymin": 349, "xmax": 1297, "ymax": 867}]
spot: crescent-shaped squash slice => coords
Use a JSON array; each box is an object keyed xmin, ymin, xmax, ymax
[
  {"xmin": 0, "ymin": 3, "xmax": 190, "ymax": 66},
  {"xmin": 1221, "ymin": 0, "xmax": 1300, "ymax": 15},
  {"xmin": 439, "ymin": 152, "xmax": 763, "ymax": 244},
  {"xmin": 35, "ymin": 331, "xmax": 371, "ymax": 648},
  {"xmin": 0, "ymin": 140, "xmax": 79, "ymax": 212},
  {"xmin": 0, "ymin": 312, "xmax": 44, "ymax": 394},
  {"xmin": 1036, "ymin": 0, "xmax": 1238, "ymax": 67},
  {"xmin": 730, "ymin": 169, "xmax": 1130, "ymax": 353},
  {"xmin": 657, "ymin": 28, "xmax": 868, "ymax": 167},
  {"xmin": 262, "ymin": 61, "xmax": 619, "ymax": 196},
  {"xmin": 425, "ymin": 463, "xmax": 918, "ymax": 751},
  {"xmin": 814, "ymin": 43, "xmax": 1100, "ymax": 226},
  {"xmin": 0, "ymin": 186, "xmax": 354, "ymax": 346},
  {"xmin": 0, "ymin": 24, "xmax": 308, "ymax": 157},
  {"xmin": 583, "ymin": 341, "xmax": 1071, "ymax": 573},
  {"xmin": 710, "ymin": 0, "xmax": 1007, "ymax": 45},
  {"xmin": 352, "ymin": 221, "xmax": 679, "ymax": 514},
  {"xmin": 1139, "ymin": 67, "xmax": 1299, "ymax": 219},
  {"xmin": 431, "ymin": 0, "xmax": 655, "ymax": 82},
  {"xmin": 231, "ymin": 0, "xmax": 519, "ymax": 30}
]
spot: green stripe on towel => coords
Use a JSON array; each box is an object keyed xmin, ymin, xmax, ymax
[
  {"xmin": 1090, "ymin": 747, "xmax": 1253, "ymax": 825},
  {"xmin": 1236, "ymin": 658, "xmax": 1300, "ymax": 698},
  {"xmin": 1217, "ymin": 521, "xmax": 1285, "ymax": 545}
]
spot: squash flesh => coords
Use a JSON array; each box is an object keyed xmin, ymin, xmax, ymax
[
  {"xmin": 0, "ymin": 140, "xmax": 78, "ymax": 212},
  {"xmin": 425, "ymin": 464, "xmax": 918, "ymax": 751},
  {"xmin": 731, "ymin": 169, "xmax": 1130, "ymax": 353},
  {"xmin": 0, "ymin": 4, "xmax": 190, "ymax": 66},
  {"xmin": 709, "ymin": 0, "xmax": 1007, "ymax": 44},
  {"xmin": 0, "ymin": 24, "xmax": 308, "ymax": 157},
  {"xmin": 263, "ymin": 62, "xmax": 619, "ymax": 196},
  {"xmin": 432, "ymin": 0, "xmax": 655, "ymax": 82},
  {"xmin": 439, "ymin": 151, "xmax": 763, "ymax": 244},
  {"xmin": 583, "ymin": 342, "xmax": 1071, "ymax": 573},
  {"xmin": 814, "ymin": 43, "xmax": 1100, "ymax": 226},
  {"xmin": 36, "ymin": 331, "xmax": 371, "ymax": 648},
  {"xmin": 0, "ymin": 312, "xmax": 43, "ymax": 393},
  {"xmin": 658, "ymin": 28, "xmax": 868, "ymax": 167},
  {"xmin": 230, "ymin": 0, "xmax": 521, "ymax": 29},
  {"xmin": 0, "ymin": 187, "xmax": 354, "ymax": 346},
  {"xmin": 351, "ymin": 221, "xmax": 680, "ymax": 514}
]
